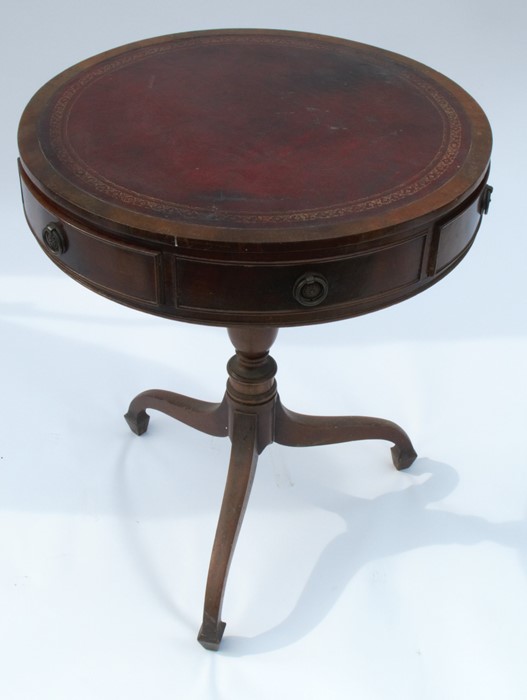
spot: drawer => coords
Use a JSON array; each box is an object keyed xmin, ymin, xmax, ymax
[
  {"xmin": 429, "ymin": 185, "xmax": 490, "ymax": 275},
  {"xmin": 175, "ymin": 233, "xmax": 426, "ymax": 315},
  {"xmin": 20, "ymin": 173, "xmax": 162, "ymax": 306}
]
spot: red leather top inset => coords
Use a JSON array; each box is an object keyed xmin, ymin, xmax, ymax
[{"xmin": 35, "ymin": 33, "xmax": 472, "ymax": 228}]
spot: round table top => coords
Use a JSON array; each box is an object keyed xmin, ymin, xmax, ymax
[{"xmin": 19, "ymin": 29, "xmax": 491, "ymax": 248}]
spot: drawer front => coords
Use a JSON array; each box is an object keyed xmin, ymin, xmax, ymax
[
  {"xmin": 175, "ymin": 234, "xmax": 426, "ymax": 316},
  {"xmin": 20, "ymin": 175, "xmax": 162, "ymax": 306},
  {"xmin": 430, "ymin": 188, "xmax": 486, "ymax": 275}
]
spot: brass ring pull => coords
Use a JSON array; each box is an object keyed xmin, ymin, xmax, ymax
[
  {"xmin": 293, "ymin": 273, "xmax": 329, "ymax": 307},
  {"xmin": 43, "ymin": 222, "xmax": 68, "ymax": 255}
]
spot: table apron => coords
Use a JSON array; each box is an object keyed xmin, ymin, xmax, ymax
[{"xmin": 19, "ymin": 169, "xmax": 488, "ymax": 326}]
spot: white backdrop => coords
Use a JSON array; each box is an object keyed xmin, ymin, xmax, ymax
[{"xmin": 1, "ymin": 2, "xmax": 526, "ymax": 698}]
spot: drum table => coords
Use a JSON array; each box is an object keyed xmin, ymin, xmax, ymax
[{"xmin": 18, "ymin": 29, "xmax": 492, "ymax": 650}]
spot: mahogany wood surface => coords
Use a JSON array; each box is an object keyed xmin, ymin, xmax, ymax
[
  {"xmin": 124, "ymin": 326, "xmax": 417, "ymax": 650},
  {"xmin": 18, "ymin": 29, "xmax": 492, "ymax": 650},
  {"xmin": 18, "ymin": 29, "xmax": 492, "ymax": 327}
]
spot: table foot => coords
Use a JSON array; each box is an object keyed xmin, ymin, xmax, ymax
[
  {"xmin": 124, "ymin": 406, "xmax": 150, "ymax": 436},
  {"xmin": 274, "ymin": 400, "xmax": 417, "ymax": 470},
  {"xmin": 124, "ymin": 389, "xmax": 229, "ymax": 438},
  {"xmin": 197, "ymin": 619, "xmax": 226, "ymax": 651},
  {"xmin": 390, "ymin": 444, "xmax": 418, "ymax": 470}
]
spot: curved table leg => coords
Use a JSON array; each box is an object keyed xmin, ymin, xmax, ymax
[
  {"xmin": 198, "ymin": 411, "xmax": 259, "ymax": 650},
  {"xmin": 124, "ymin": 389, "xmax": 229, "ymax": 438},
  {"xmin": 274, "ymin": 399, "xmax": 417, "ymax": 470}
]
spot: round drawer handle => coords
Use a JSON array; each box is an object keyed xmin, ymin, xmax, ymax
[
  {"xmin": 293, "ymin": 272, "xmax": 329, "ymax": 307},
  {"xmin": 43, "ymin": 222, "xmax": 68, "ymax": 256}
]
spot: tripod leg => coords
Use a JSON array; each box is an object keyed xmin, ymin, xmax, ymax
[
  {"xmin": 274, "ymin": 400, "xmax": 417, "ymax": 470},
  {"xmin": 198, "ymin": 411, "xmax": 259, "ymax": 650},
  {"xmin": 124, "ymin": 389, "xmax": 228, "ymax": 438}
]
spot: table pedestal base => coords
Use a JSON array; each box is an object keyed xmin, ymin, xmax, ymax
[{"xmin": 124, "ymin": 326, "xmax": 417, "ymax": 650}]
